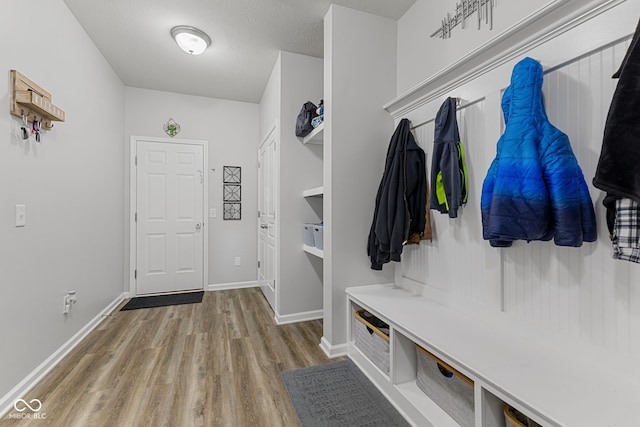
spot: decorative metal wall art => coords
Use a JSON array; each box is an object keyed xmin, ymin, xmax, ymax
[
  {"xmin": 223, "ymin": 184, "xmax": 241, "ymax": 202},
  {"xmin": 223, "ymin": 203, "xmax": 241, "ymax": 220},
  {"xmin": 163, "ymin": 118, "xmax": 181, "ymax": 137},
  {"xmin": 223, "ymin": 166, "xmax": 241, "ymax": 184},
  {"xmin": 223, "ymin": 166, "xmax": 242, "ymax": 220},
  {"xmin": 431, "ymin": 0, "xmax": 496, "ymax": 39}
]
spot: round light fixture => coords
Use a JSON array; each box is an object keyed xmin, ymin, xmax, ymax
[{"xmin": 170, "ymin": 26, "xmax": 211, "ymax": 55}]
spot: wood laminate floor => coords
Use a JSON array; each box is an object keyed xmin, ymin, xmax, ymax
[{"xmin": 1, "ymin": 288, "xmax": 342, "ymax": 427}]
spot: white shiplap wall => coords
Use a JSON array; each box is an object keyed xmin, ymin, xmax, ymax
[{"xmin": 401, "ymin": 36, "xmax": 640, "ymax": 359}]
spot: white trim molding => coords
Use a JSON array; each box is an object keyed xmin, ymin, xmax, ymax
[
  {"xmin": 385, "ymin": 0, "xmax": 627, "ymax": 118},
  {"xmin": 207, "ymin": 281, "xmax": 258, "ymax": 292},
  {"xmin": 275, "ymin": 309, "xmax": 323, "ymax": 325},
  {"xmin": 0, "ymin": 293, "xmax": 127, "ymax": 418},
  {"xmin": 320, "ymin": 336, "xmax": 348, "ymax": 359}
]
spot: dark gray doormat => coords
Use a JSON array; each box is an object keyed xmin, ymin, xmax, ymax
[
  {"xmin": 281, "ymin": 359, "xmax": 410, "ymax": 427},
  {"xmin": 120, "ymin": 291, "xmax": 204, "ymax": 311}
]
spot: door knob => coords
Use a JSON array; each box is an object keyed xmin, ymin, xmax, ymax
[
  {"xmin": 260, "ymin": 224, "xmax": 268, "ymax": 229},
  {"xmin": 196, "ymin": 223, "xmax": 202, "ymax": 230}
]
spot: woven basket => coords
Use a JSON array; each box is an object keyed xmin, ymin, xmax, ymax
[
  {"xmin": 416, "ymin": 344, "xmax": 475, "ymax": 427},
  {"xmin": 313, "ymin": 224, "xmax": 324, "ymax": 250},
  {"xmin": 504, "ymin": 404, "xmax": 542, "ymax": 427},
  {"xmin": 353, "ymin": 310, "xmax": 390, "ymax": 375},
  {"xmin": 303, "ymin": 224, "xmax": 315, "ymax": 246}
]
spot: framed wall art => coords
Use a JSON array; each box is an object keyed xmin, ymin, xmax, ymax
[
  {"xmin": 223, "ymin": 166, "xmax": 242, "ymax": 220},
  {"xmin": 223, "ymin": 166, "xmax": 241, "ymax": 184}
]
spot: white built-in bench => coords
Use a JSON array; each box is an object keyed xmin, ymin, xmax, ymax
[{"xmin": 346, "ymin": 283, "xmax": 640, "ymax": 426}]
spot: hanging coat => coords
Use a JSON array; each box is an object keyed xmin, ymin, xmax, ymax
[
  {"xmin": 430, "ymin": 97, "xmax": 469, "ymax": 218},
  {"xmin": 481, "ymin": 57, "xmax": 597, "ymax": 247},
  {"xmin": 368, "ymin": 119, "xmax": 430, "ymax": 270},
  {"xmin": 593, "ymin": 18, "xmax": 640, "ymax": 234}
]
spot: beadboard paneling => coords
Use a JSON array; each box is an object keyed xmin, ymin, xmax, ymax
[
  {"xmin": 400, "ymin": 36, "xmax": 640, "ymax": 358},
  {"xmin": 403, "ymin": 100, "xmax": 502, "ymax": 308},
  {"xmin": 502, "ymin": 38, "xmax": 638, "ymax": 355}
]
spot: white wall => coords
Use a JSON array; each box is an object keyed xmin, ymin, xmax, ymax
[
  {"xmin": 278, "ymin": 51, "xmax": 323, "ymax": 317},
  {"xmin": 395, "ymin": 0, "xmax": 627, "ymax": 105},
  {"xmin": 0, "ymin": 0, "xmax": 125, "ymax": 401},
  {"xmin": 259, "ymin": 54, "xmax": 281, "ymax": 147},
  {"xmin": 397, "ymin": 0, "xmax": 551, "ymax": 94},
  {"xmin": 323, "ymin": 5, "xmax": 397, "ymax": 352},
  {"xmin": 258, "ymin": 51, "xmax": 324, "ymax": 320},
  {"xmin": 394, "ymin": 0, "xmax": 640, "ymax": 364},
  {"xmin": 125, "ymin": 88, "xmax": 259, "ymax": 287}
]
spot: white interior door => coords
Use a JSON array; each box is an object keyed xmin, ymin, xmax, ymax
[
  {"xmin": 258, "ymin": 128, "xmax": 277, "ymax": 309},
  {"xmin": 135, "ymin": 140, "xmax": 205, "ymax": 295}
]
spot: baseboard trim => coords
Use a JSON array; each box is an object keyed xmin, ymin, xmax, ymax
[
  {"xmin": 275, "ymin": 309, "xmax": 323, "ymax": 325},
  {"xmin": 320, "ymin": 336, "xmax": 348, "ymax": 359},
  {"xmin": 0, "ymin": 292, "xmax": 127, "ymax": 418},
  {"xmin": 207, "ymin": 281, "xmax": 258, "ymax": 291}
]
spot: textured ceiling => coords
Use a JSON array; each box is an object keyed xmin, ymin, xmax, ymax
[{"xmin": 62, "ymin": 0, "xmax": 416, "ymax": 103}]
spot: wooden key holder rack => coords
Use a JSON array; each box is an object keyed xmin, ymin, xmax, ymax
[{"xmin": 10, "ymin": 70, "xmax": 65, "ymax": 130}]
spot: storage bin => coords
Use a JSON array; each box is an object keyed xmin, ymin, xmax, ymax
[
  {"xmin": 416, "ymin": 345, "xmax": 474, "ymax": 427},
  {"xmin": 504, "ymin": 404, "xmax": 542, "ymax": 427},
  {"xmin": 353, "ymin": 309, "xmax": 390, "ymax": 375},
  {"xmin": 303, "ymin": 223, "xmax": 315, "ymax": 247},
  {"xmin": 313, "ymin": 224, "xmax": 324, "ymax": 250}
]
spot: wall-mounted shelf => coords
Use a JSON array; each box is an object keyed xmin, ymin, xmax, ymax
[
  {"xmin": 10, "ymin": 70, "xmax": 66, "ymax": 129},
  {"xmin": 303, "ymin": 244, "xmax": 324, "ymax": 259},
  {"xmin": 302, "ymin": 123, "xmax": 324, "ymax": 145},
  {"xmin": 302, "ymin": 186, "xmax": 324, "ymax": 197}
]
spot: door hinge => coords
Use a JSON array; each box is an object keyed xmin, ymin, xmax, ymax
[
  {"xmin": 258, "ymin": 211, "xmax": 261, "ymax": 218},
  {"xmin": 258, "ymin": 260, "xmax": 261, "ymax": 268},
  {"xmin": 135, "ymin": 156, "xmax": 138, "ymax": 166},
  {"xmin": 135, "ymin": 212, "xmax": 137, "ymax": 222},
  {"xmin": 134, "ymin": 269, "xmax": 137, "ymax": 279}
]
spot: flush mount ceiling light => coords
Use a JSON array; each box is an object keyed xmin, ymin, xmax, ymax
[{"xmin": 170, "ymin": 26, "xmax": 211, "ymax": 55}]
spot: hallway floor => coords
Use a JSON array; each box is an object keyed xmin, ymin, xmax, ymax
[{"xmin": 1, "ymin": 288, "xmax": 339, "ymax": 427}]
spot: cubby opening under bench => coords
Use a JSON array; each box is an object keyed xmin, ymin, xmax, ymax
[{"xmin": 346, "ymin": 283, "xmax": 640, "ymax": 427}]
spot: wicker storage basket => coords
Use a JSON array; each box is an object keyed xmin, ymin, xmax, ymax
[
  {"xmin": 504, "ymin": 404, "xmax": 542, "ymax": 427},
  {"xmin": 353, "ymin": 310, "xmax": 390, "ymax": 375},
  {"xmin": 416, "ymin": 345, "xmax": 475, "ymax": 427},
  {"xmin": 303, "ymin": 224, "xmax": 315, "ymax": 246}
]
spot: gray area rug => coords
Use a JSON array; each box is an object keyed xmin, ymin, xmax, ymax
[{"xmin": 281, "ymin": 360, "xmax": 410, "ymax": 427}]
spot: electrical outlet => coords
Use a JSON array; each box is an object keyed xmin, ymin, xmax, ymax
[{"xmin": 234, "ymin": 257, "xmax": 241, "ymax": 266}]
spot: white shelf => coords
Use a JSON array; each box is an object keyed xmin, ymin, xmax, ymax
[
  {"xmin": 302, "ymin": 122, "xmax": 324, "ymax": 144},
  {"xmin": 303, "ymin": 244, "xmax": 323, "ymax": 258},
  {"xmin": 395, "ymin": 381, "xmax": 460, "ymax": 427},
  {"xmin": 302, "ymin": 186, "xmax": 324, "ymax": 197},
  {"xmin": 346, "ymin": 284, "xmax": 640, "ymax": 427}
]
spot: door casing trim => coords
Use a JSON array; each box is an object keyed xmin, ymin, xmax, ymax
[{"xmin": 129, "ymin": 135, "xmax": 209, "ymax": 297}]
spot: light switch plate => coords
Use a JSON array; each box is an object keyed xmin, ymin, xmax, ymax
[
  {"xmin": 210, "ymin": 208, "xmax": 217, "ymax": 218},
  {"xmin": 15, "ymin": 205, "xmax": 26, "ymax": 227}
]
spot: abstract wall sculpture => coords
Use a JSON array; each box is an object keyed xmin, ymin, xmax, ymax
[{"xmin": 431, "ymin": 0, "xmax": 496, "ymax": 39}]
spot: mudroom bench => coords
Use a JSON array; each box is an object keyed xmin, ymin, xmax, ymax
[{"xmin": 346, "ymin": 283, "xmax": 640, "ymax": 427}]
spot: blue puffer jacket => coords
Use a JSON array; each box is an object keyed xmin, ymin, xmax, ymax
[{"xmin": 481, "ymin": 57, "xmax": 597, "ymax": 247}]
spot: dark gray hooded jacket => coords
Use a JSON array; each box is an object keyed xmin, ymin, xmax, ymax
[
  {"xmin": 430, "ymin": 97, "xmax": 468, "ymax": 218},
  {"xmin": 368, "ymin": 119, "xmax": 427, "ymax": 270}
]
